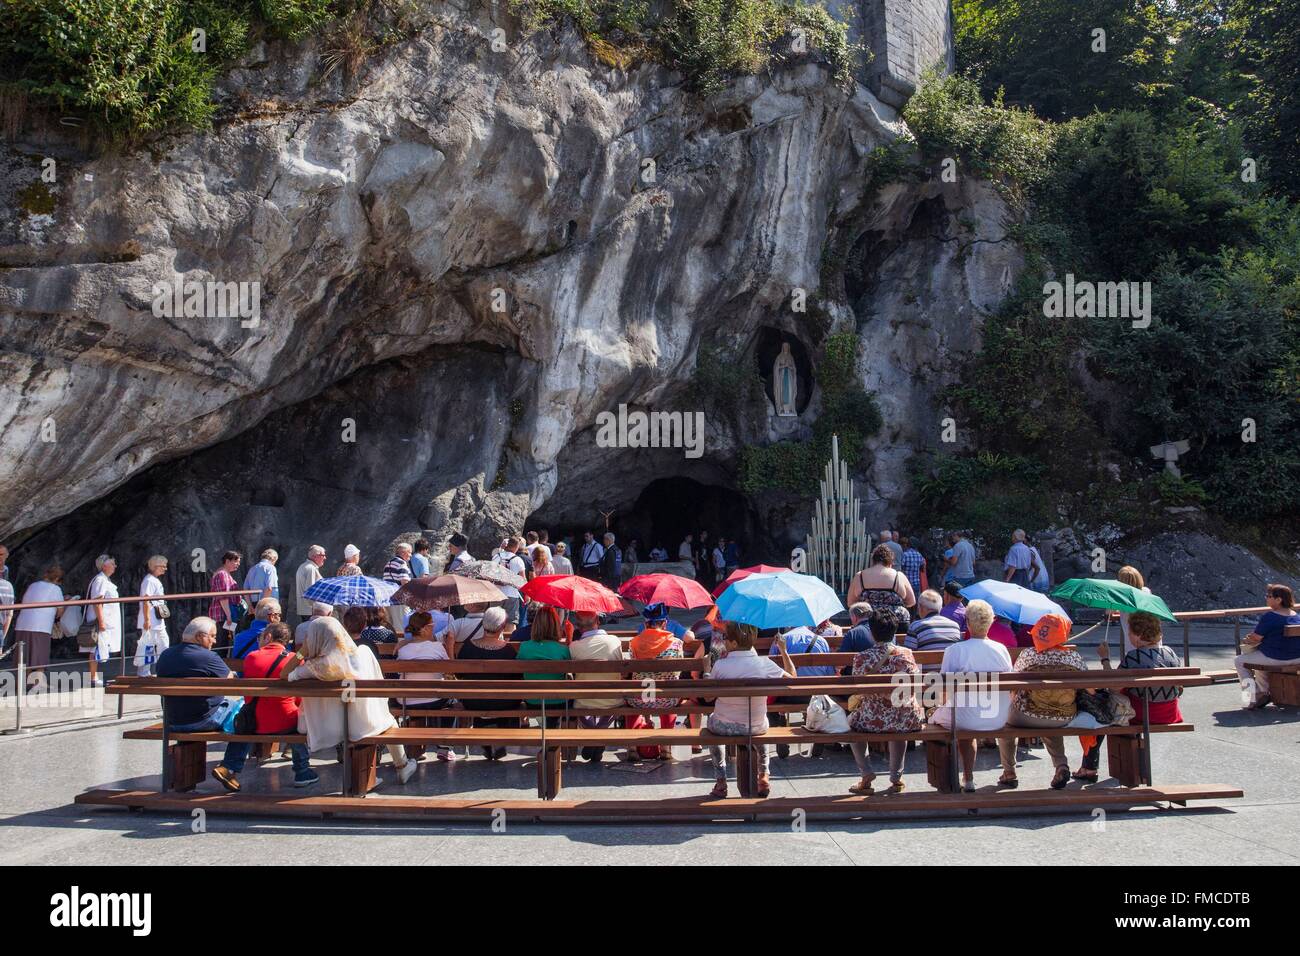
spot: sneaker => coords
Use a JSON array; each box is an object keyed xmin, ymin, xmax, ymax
[
  {"xmin": 293, "ymin": 769, "xmax": 321, "ymax": 788},
  {"xmin": 775, "ymin": 744, "xmax": 790, "ymax": 759},
  {"xmin": 398, "ymin": 759, "xmax": 418, "ymax": 784},
  {"xmin": 211, "ymin": 766, "xmax": 240, "ymax": 793},
  {"xmin": 1245, "ymin": 694, "xmax": 1272, "ymax": 710},
  {"xmin": 435, "ymin": 749, "xmax": 456, "ymax": 762}
]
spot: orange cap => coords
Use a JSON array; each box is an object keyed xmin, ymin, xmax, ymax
[{"xmin": 1031, "ymin": 613, "xmax": 1071, "ymax": 652}]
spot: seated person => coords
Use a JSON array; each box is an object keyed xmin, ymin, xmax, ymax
[
  {"xmin": 931, "ymin": 600, "xmax": 1013, "ymax": 793},
  {"xmin": 1076, "ymin": 611, "xmax": 1184, "ymax": 780},
  {"xmin": 939, "ymin": 582, "xmax": 967, "ymax": 630},
  {"xmin": 212, "ymin": 622, "xmax": 318, "ymax": 790},
  {"xmin": 767, "ymin": 619, "xmax": 835, "ymax": 757},
  {"xmin": 357, "ymin": 606, "xmax": 398, "ymax": 656},
  {"xmin": 838, "ymin": 602, "xmax": 874, "ymax": 656},
  {"xmin": 231, "ymin": 598, "xmax": 282, "ymax": 659},
  {"xmin": 155, "ymin": 616, "xmax": 233, "ymax": 734},
  {"xmin": 841, "ymin": 606, "xmax": 923, "ymax": 795},
  {"xmin": 703, "ymin": 622, "xmax": 797, "ymax": 799},
  {"xmin": 516, "ymin": 606, "xmax": 571, "ymax": 712},
  {"xmin": 984, "ymin": 614, "xmax": 1018, "ymax": 650},
  {"xmin": 570, "ymin": 609, "xmax": 626, "ymax": 762},
  {"xmin": 394, "ymin": 611, "xmax": 454, "ymax": 762},
  {"xmin": 457, "ymin": 607, "xmax": 521, "ymax": 760},
  {"xmin": 995, "ymin": 614, "xmax": 1084, "ymax": 791},
  {"xmin": 294, "ymin": 602, "xmax": 334, "ymax": 645},
  {"xmin": 905, "ymin": 590, "xmax": 961, "ymax": 665},
  {"xmin": 1234, "ymin": 583, "xmax": 1300, "ymax": 710}
]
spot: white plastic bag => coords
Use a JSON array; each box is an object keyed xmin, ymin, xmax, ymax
[{"xmin": 805, "ymin": 694, "xmax": 850, "ymax": 734}]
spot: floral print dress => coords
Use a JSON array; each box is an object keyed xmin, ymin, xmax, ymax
[{"xmin": 848, "ymin": 642, "xmax": 924, "ymax": 733}]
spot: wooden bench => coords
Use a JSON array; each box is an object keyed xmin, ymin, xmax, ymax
[
  {"xmin": 108, "ymin": 668, "xmax": 1213, "ymax": 799},
  {"xmin": 1241, "ymin": 624, "xmax": 1300, "ymax": 706}
]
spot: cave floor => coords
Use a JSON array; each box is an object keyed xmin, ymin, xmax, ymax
[{"xmin": 1, "ymin": 645, "xmax": 1296, "ymax": 866}]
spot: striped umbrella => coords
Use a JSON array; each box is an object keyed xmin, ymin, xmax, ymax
[{"xmin": 303, "ymin": 575, "xmax": 399, "ymax": 607}]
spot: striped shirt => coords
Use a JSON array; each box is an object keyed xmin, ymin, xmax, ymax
[
  {"xmin": 1121, "ymin": 645, "xmax": 1184, "ymax": 702},
  {"xmin": 904, "ymin": 614, "xmax": 961, "ymax": 656}
]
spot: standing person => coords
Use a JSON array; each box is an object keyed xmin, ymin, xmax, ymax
[
  {"xmin": 724, "ymin": 538, "xmax": 740, "ymax": 577},
  {"xmin": 898, "ymin": 536, "xmax": 926, "ymax": 599},
  {"xmin": 494, "ymin": 537, "xmax": 528, "ymax": 624},
  {"xmin": 445, "ymin": 533, "xmax": 473, "ymax": 572},
  {"xmin": 678, "ymin": 533, "xmax": 696, "ymax": 575},
  {"xmin": 568, "ymin": 609, "xmax": 625, "ymax": 762},
  {"xmin": 1234, "ymin": 584, "xmax": 1300, "ymax": 710},
  {"xmin": 579, "ymin": 531, "xmax": 605, "ymax": 580},
  {"xmin": 880, "ymin": 530, "xmax": 904, "ymax": 565},
  {"xmin": 336, "ymin": 544, "xmax": 363, "ymax": 577},
  {"xmin": 1027, "ymin": 537, "xmax": 1051, "ymax": 593},
  {"xmin": 695, "ymin": 531, "xmax": 714, "ymax": 590},
  {"xmin": 945, "ymin": 531, "xmax": 978, "ymax": 588},
  {"xmin": 623, "ymin": 539, "xmax": 640, "ymax": 565},
  {"xmin": 552, "ymin": 541, "xmax": 574, "ymax": 576},
  {"xmin": 383, "ymin": 542, "xmax": 415, "ymax": 633},
  {"xmin": 599, "ymin": 532, "xmax": 622, "ymax": 590},
  {"xmin": 529, "ymin": 546, "xmax": 555, "ymax": 578},
  {"xmin": 211, "ymin": 621, "xmax": 319, "ymax": 790},
  {"xmin": 244, "ymin": 548, "xmax": 280, "ymax": 601},
  {"xmin": 14, "ymin": 565, "xmax": 64, "ymax": 691},
  {"xmin": 135, "ymin": 555, "xmax": 171, "ymax": 677},
  {"xmin": 208, "ymin": 550, "xmax": 244, "ymax": 647},
  {"xmin": 704, "ymin": 623, "xmax": 797, "ymax": 798},
  {"xmin": 930, "ymin": 600, "xmax": 1013, "ymax": 792},
  {"xmin": 846, "ymin": 544, "xmax": 915, "ymax": 619},
  {"xmin": 85, "ymin": 554, "xmax": 123, "ymax": 688},
  {"xmin": 409, "ymin": 538, "xmax": 432, "ymax": 579},
  {"xmin": 711, "ymin": 538, "xmax": 727, "ymax": 583},
  {"xmin": 0, "ymin": 557, "xmax": 13, "ymax": 659},
  {"xmin": 295, "ymin": 545, "xmax": 326, "ymax": 624},
  {"xmin": 1002, "ymin": 530, "xmax": 1035, "ymax": 587}
]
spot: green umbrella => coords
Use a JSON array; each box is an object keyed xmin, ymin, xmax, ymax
[{"xmin": 1049, "ymin": 578, "xmax": 1178, "ymax": 623}]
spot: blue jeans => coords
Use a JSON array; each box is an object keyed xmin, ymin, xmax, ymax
[
  {"xmin": 221, "ymin": 740, "xmax": 312, "ymax": 777},
  {"xmin": 169, "ymin": 697, "xmax": 234, "ymax": 734}
]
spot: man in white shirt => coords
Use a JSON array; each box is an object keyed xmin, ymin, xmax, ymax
[
  {"xmin": 704, "ymin": 625, "xmax": 798, "ymax": 798},
  {"xmin": 495, "ymin": 537, "xmax": 528, "ymax": 624},
  {"xmin": 552, "ymin": 542, "xmax": 574, "ymax": 575},
  {"xmin": 295, "ymin": 545, "xmax": 326, "ymax": 623},
  {"xmin": 931, "ymin": 599, "xmax": 1012, "ymax": 791},
  {"xmin": 568, "ymin": 610, "xmax": 626, "ymax": 761},
  {"xmin": 1002, "ymin": 529, "xmax": 1037, "ymax": 587},
  {"xmin": 579, "ymin": 531, "xmax": 605, "ymax": 579}
]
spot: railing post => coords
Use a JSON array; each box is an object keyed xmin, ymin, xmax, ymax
[
  {"xmin": 117, "ymin": 628, "xmax": 126, "ymax": 719},
  {"xmin": 160, "ymin": 700, "xmax": 171, "ymax": 791},
  {"xmin": 4, "ymin": 640, "xmax": 28, "ymax": 735},
  {"xmin": 1140, "ymin": 686, "xmax": 1153, "ymax": 786},
  {"xmin": 1181, "ymin": 621, "xmax": 1190, "ymax": 667},
  {"xmin": 1234, "ymin": 620, "xmax": 1241, "ymax": 656},
  {"xmin": 341, "ymin": 694, "xmax": 351, "ymax": 797}
]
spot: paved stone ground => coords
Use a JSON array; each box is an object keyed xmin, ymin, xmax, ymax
[{"xmin": 0, "ymin": 644, "xmax": 1295, "ymax": 866}]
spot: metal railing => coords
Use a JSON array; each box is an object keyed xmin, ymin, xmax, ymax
[{"xmin": 1, "ymin": 588, "xmax": 259, "ymax": 734}]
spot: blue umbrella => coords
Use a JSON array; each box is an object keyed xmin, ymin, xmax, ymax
[
  {"xmin": 715, "ymin": 572, "xmax": 845, "ymax": 629},
  {"xmin": 303, "ymin": 575, "xmax": 399, "ymax": 607},
  {"xmin": 959, "ymin": 579, "xmax": 1070, "ymax": 625}
]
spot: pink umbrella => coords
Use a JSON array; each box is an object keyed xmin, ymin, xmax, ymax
[
  {"xmin": 619, "ymin": 573, "xmax": 714, "ymax": 609},
  {"xmin": 520, "ymin": 574, "xmax": 626, "ymax": 613}
]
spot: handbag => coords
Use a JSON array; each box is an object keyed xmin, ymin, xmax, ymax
[
  {"xmin": 232, "ymin": 651, "xmax": 289, "ymax": 734},
  {"xmin": 805, "ymin": 694, "xmax": 851, "ymax": 734}
]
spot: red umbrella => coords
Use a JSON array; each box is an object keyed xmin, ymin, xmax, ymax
[
  {"xmin": 711, "ymin": 564, "xmax": 790, "ymax": 598},
  {"xmin": 619, "ymin": 573, "xmax": 714, "ymax": 609},
  {"xmin": 520, "ymin": 574, "xmax": 626, "ymax": 613}
]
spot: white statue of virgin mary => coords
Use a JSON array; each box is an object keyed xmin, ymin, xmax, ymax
[{"xmin": 773, "ymin": 342, "xmax": 797, "ymax": 417}]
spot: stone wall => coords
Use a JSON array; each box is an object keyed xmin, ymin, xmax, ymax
[{"xmin": 825, "ymin": 0, "xmax": 956, "ymax": 108}]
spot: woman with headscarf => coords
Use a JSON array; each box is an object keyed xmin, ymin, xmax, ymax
[
  {"xmin": 995, "ymin": 613, "xmax": 1085, "ymax": 790},
  {"xmin": 287, "ymin": 616, "xmax": 417, "ymax": 784},
  {"xmin": 1074, "ymin": 611, "xmax": 1183, "ymax": 782},
  {"xmin": 840, "ymin": 606, "xmax": 923, "ymax": 795}
]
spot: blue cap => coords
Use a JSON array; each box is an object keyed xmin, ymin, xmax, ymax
[{"xmin": 642, "ymin": 602, "xmax": 668, "ymax": 622}]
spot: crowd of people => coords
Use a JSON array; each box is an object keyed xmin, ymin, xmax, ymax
[{"xmin": 1, "ymin": 530, "xmax": 1296, "ymax": 801}]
